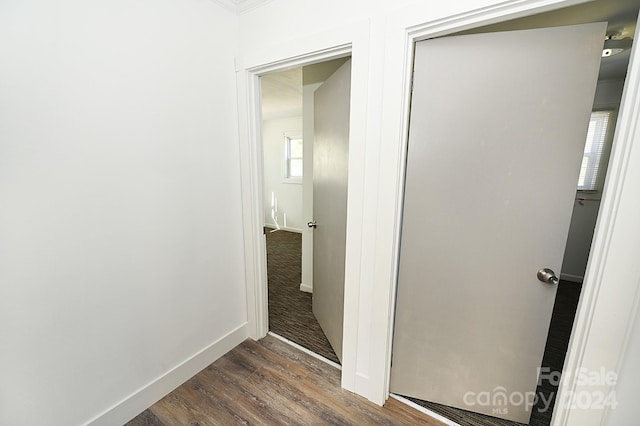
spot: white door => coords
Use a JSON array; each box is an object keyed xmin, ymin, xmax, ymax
[
  {"xmin": 390, "ymin": 23, "xmax": 605, "ymax": 423},
  {"xmin": 311, "ymin": 59, "xmax": 351, "ymax": 362}
]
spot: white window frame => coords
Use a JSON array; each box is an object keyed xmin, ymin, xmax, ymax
[
  {"xmin": 577, "ymin": 110, "xmax": 615, "ymax": 193},
  {"xmin": 283, "ymin": 134, "xmax": 303, "ymax": 183}
]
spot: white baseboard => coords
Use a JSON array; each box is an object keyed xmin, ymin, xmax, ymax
[
  {"xmin": 279, "ymin": 226, "xmax": 302, "ymax": 233},
  {"xmin": 267, "ymin": 331, "xmax": 341, "ymax": 370},
  {"xmin": 299, "ymin": 283, "xmax": 312, "ymax": 293},
  {"xmin": 85, "ymin": 323, "xmax": 249, "ymax": 426},
  {"xmin": 390, "ymin": 394, "xmax": 460, "ymax": 426},
  {"xmin": 264, "ymin": 222, "xmax": 303, "ymax": 234},
  {"xmin": 560, "ymin": 273, "xmax": 584, "ymax": 283}
]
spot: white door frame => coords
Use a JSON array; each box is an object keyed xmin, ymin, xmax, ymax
[
  {"xmin": 235, "ymin": 20, "xmax": 371, "ymax": 393},
  {"xmin": 237, "ymin": 1, "xmax": 640, "ymax": 424},
  {"xmin": 377, "ymin": 1, "xmax": 640, "ymax": 425}
]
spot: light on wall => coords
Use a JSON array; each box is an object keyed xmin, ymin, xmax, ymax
[{"xmin": 602, "ymin": 37, "xmax": 633, "ymax": 57}]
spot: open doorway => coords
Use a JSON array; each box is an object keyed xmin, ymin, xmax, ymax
[
  {"xmin": 260, "ymin": 57, "xmax": 351, "ymax": 366},
  {"xmin": 390, "ymin": 1, "xmax": 638, "ymax": 425}
]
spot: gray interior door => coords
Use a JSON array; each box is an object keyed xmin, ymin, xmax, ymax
[
  {"xmin": 311, "ymin": 59, "xmax": 351, "ymax": 362},
  {"xmin": 390, "ymin": 23, "xmax": 605, "ymax": 423}
]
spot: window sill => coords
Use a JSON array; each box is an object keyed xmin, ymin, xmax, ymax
[{"xmin": 282, "ymin": 178, "xmax": 303, "ymax": 185}]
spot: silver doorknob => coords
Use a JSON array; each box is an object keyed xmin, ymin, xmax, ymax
[
  {"xmin": 307, "ymin": 221, "xmax": 317, "ymax": 229},
  {"xmin": 537, "ymin": 268, "xmax": 559, "ymax": 285}
]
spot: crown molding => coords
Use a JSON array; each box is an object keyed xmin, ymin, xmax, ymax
[{"xmin": 210, "ymin": 0, "xmax": 272, "ymax": 14}]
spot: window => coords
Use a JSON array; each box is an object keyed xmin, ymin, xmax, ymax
[
  {"xmin": 284, "ymin": 136, "xmax": 303, "ymax": 180},
  {"xmin": 578, "ymin": 111, "xmax": 612, "ymax": 191}
]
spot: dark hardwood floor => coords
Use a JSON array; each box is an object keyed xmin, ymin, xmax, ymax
[{"xmin": 127, "ymin": 335, "xmax": 445, "ymax": 426}]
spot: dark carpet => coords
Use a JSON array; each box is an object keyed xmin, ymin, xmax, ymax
[
  {"xmin": 405, "ymin": 280, "xmax": 583, "ymax": 426},
  {"xmin": 266, "ymin": 229, "xmax": 340, "ymax": 364}
]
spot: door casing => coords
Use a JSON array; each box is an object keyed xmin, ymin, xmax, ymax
[
  {"xmin": 382, "ymin": 3, "xmax": 640, "ymax": 426},
  {"xmin": 236, "ymin": 2, "xmax": 640, "ymax": 425},
  {"xmin": 235, "ymin": 19, "xmax": 371, "ymax": 396},
  {"xmin": 241, "ymin": 46, "xmax": 352, "ymax": 331},
  {"xmin": 391, "ymin": 22, "xmax": 605, "ymax": 423}
]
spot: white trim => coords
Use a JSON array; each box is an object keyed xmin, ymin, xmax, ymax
[
  {"xmin": 235, "ymin": 0, "xmax": 271, "ymax": 14},
  {"xmin": 389, "ymin": 394, "xmax": 460, "ymax": 426},
  {"xmin": 299, "ymin": 283, "xmax": 313, "ymax": 293},
  {"xmin": 236, "ymin": 19, "xmax": 371, "ymax": 396},
  {"xmin": 283, "ymin": 132, "xmax": 304, "ymax": 183},
  {"xmin": 84, "ymin": 324, "xmax": 249, "ymax": 426},
  {"xmin": 209, "ymin": 0, "xmax": 272, "ymax": 14},
  {"xmin": 281, "ymin": 179, "xmax": 303, "ymax": 185},
  {"xmin": 375, "ymin": 1, "xmax": 640, "ymax": 425},
  {"xmin": 236, "ymin": 64, "xmax": 268, "ymax": 340},
  {"xmin": 264, "ymin": 223, "xmax": 303, "ymax": 234},
  {"xmin": 235, "ymin": 28, "xmax": 352, "ymax": 73},
  {"xmin": 209, "ymin": 0, "xmax": 239, "ymax": 13},
  {"xmin": 267, "ymin": 331, "xmax": 342, "ymax": 370}
]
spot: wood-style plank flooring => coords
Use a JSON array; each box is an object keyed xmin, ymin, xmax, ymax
[{"xmin": 127, "ymin": 335, "xmax": 444, "ymax": 426}]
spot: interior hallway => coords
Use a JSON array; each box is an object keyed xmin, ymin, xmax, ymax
[
  {"xmin": 265, "ymin": 229, "xmax": 339, "ymax": 364},
  {"xmin": 127, "ymin": 335, "xmax": 443, "ymax": 425}
]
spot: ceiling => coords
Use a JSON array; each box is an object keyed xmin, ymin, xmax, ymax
[
  {"xmin": 211, "ymin": 0, "xmax": 271, "ymax": 14},
  {"xmin": 456, "ymin": 0, "xmax": 640, "ymax": 80},
  {"xmin": 261, "ymin": 67, "xmax": 303, "ymax": 121},
  {"xmin": 260, "ymin": 0, "xmax": 639, "ymax": 120},
  {"xmin": 261, "ymin": 58, "xmax": 349, "ymax": 121}
]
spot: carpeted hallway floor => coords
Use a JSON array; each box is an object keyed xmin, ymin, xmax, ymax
[{"xmin": 266, "ymin": 229, "xmax": 340, "ymax": 364}]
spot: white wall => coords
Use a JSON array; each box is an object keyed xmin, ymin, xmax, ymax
[
  {"xmin": 0, "ymin": 1, "xmax": 247, "ymax": 425},
  {"xmin": 262, "ymin": 116, "xmax": 304, "ymax": 231},
  {"xmin": 239, "ymin": 0, "xmax": 416, "ymax": 50},
  {"xmin": 561, "ymin": 79, "xmax": 625, "ymax": 281}
]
